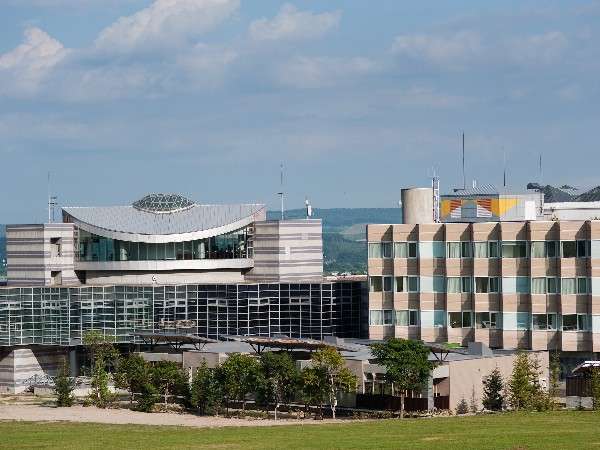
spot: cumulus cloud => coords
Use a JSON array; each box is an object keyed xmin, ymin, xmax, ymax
[
  {"xmin": 391, "ymin": 30, "xmax": 482, "ymax": 68},
  {"xmin": 249, "ymin": 4, "xmax": 340, "ymax": 42},
  {"xmin": 507, "ymin": 31, "xmax": 568, "ymax": 65},
  {"xmin": 0, "ymin": 27, "xmax": 69, "ymax": 95},
  {"xmin": 94, "ymin": 0, "xmax": 239, "ymax": 53},
  {"xmin": 276, "ymin": 55, "xmax": 377, "ymax": 88}
]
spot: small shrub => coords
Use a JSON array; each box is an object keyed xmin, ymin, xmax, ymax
[{"xmin": 456, "ymin": 398, "xmax": 469, "ymax": 415}]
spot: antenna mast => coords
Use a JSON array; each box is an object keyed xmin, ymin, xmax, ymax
[
  {"xmin": 432, "ymin": 171, "xmax": 440, "ymax": 223},
  {"xmin": 47, "ymin": 172, "xmax": 57, "ymax": 223},
  {"xmin": 277, "ymin": 163, "xmax": 285, "ymax": 221},
  {"xmin": 503, "ymin": 149, "xmax": 507, "ymax": 188},
  {"xmin": 462, "ymin": 132, "xmax": 465, "ymax": 190}
]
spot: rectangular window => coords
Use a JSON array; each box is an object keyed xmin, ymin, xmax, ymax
[
  {"xmin": 408, "ymin": 242, "xmax": 418, "ymax": 258},
  {"xmin": 383, "ymin": 276, "xmax": 393, "ymax": 292},
  {"xmin": 432, "ymin": 241, "xmax": 445, "ymax": 258},
  {"xmin": 407, "ymin": 276, "xmax": 419, "ymax": 293},
  {"xmin": 475, "ymin": 277, "xmax": 489, "ymax": 293},
  {"xmin": 531, "ymin": 277, "xmax": 547, "ymax": 294},
  {"xmin": 578, "ymin": 314, "xmax": 589, "ymax": 331},
  {"xmin": 546, "ymin": 241, "xmax": 558, "ymax": 258},
  {"xmin": 577, "ymin": 277, "xmax": 589, "ymax": 294},
  {"xmin": 532, "ymin": 314, "xmax": 548, "ymax": 330},
  {"xmin": 548, "ymin": 313, "xmax": 558, "ymax": 330},
  {"xmin": 475, "ymin": 311, "xmax": 500, "ymax": 329},
  {"xmin": 409, "ymin": 310, "xmax": 419, "ymax": 326},
  {"xmin": 447, "ymin": 277, "xmax": 460, "ymax": 294},
  {"xmin": 461, "ymin": 242, "xmax": 473, "ymax": 258},
  {"xmin": 489, "ymin": 241, "xmax": 499, "ymax": 258},
  {"xmin": 368, "ymin": 243, "xmax": 382, "ymax": 258},
  {"xmin": 516, "ymin": 277, "xmax": 530, "ymax": 294},
  {"xmin": 561, "ymin": 278, "xmax": 576, "ymax": 295},
  {"xmin": 562, "ymin": 241, "xmax": 577, "ymax": 258},
  {"xmin": 382, "ymin": 242, "xmax": 393, "ymax": 258},
  {"xmin": 395, "ymin": 277, "xmax": 404, "ymax": 292},
  {"xmin": 393, "ymin": 242, "xmax": 407, "ymax": 258},
  {"xmin": 502, "ymin": 241, "xmax": 528, "ymax": 258},
  {"xmin": 432, "ymin": 276, "xmax": 446, "ymax": 293},
  {"xmin": 530, "ymin": 241, "xmax": 546, "ymax": 258},
  {"xmin": 462, "ymin": 311, "xmax": 473, "ymax": 327},
  {"xmin": 396, "ymin": 309, "xmax": 420, "ymax": 327},
  {"xmin": 395, "ymin": 310, "xmax": 408, "ymax": 326},
  {"xmin": 562, "ymin": 314, "xmax": 589, "ymax": 331},
  {"xmin": 369, "ymin": 276, "xmax": 382, "ymax": 292},
  {"xmin": 448, "ymin": 312, "xmax": 462, "ymax": 328},
  {"xmin": 383, "ymin": 310, "xmax": 394, "ymax": 325},
  {"xmin": 577, "ymin": 240, "xmax": 589, "ymax": 258},
  {"xmin": 517, "ymin": 312, "xmax": 530, "ymax": 330},
  {"xmin": 447, "ymin": 242, "xmax": 461, "ymax": 258},
  {"xmin": 547, "ymin": 277, "xmax": 560, "ymax": 294},
  {"xmin": 474, "ymin": 242, "xmax": 488, "ymax": 258},
  {"xmin": 434, "ymin": 310, "xmax": 446, "ymax": 327},
  {"xmin": 461, "ymin": 276, "xmax": 472, "ymax": 293},
  {"xmin": 489, "ymin": 277, "xmax": 500, "ymax": 293},
  {"xmin": 369, "ymin": 310, "xmax": 383, "ymax": 325}
]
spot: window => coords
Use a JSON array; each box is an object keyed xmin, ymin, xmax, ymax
[
  {"xmin": 395, "ymin": 276, "xmax": 419, "ymax": 293},
  {"xmin": 475, "ymin": 311, "xmax": 500, "ymax": 329},
  {"xmin": 368, "ymin": 243, "xmax": 382, "ymax": 258},
  {"xmin": 516, "ymin": 277, "xmax": 530, "ymax": 294},
  {"xmin": 383, "ymin": 310, "xmax": 394, "ymax": 325},
  {"xmin": 382, "ymin": 242, "xmax": 393, "ymax": 258},
  {"xmin": 473, "ymin": 241, "xmax": 499, "ymax": 258},
  {"xmin": 383, "ymin": 276, "xmax": 393, "ymax": 292},
  {"xmin": 395, "ymin": 310, "xmax": 419, "ymax": 326},
  {"xmin": 434, "ymin": 310, "xmax": 446, "ymax": 327},
  {"xmin": 547, "ymin": 277, "xmax": 560, "ymax": 294},
  {"xmin": 531, "ymin": 277, "xmax": 547, "ymax": 295},
  {"xmin": 461, "ymin": 276, "xmax": 472, "ymax": 293},
  {"xmin": 447, "ymin": 277, "xmax": 461, "ymax": 294},
  {"xmin": 546, "ymin": 241, "xmax": 558, "ymax": 258},
  {"xmin": 502, "ymin": 241, "xmax": 528, "ymax": 258},
  {"xmin": 369, "ymin": 276, "xmax": 382, "ymax": 292},
  {"xmin": 475, "ymin": 277, "xmax": 500, "ymax": 293},
  {"xmin": 577, "ymin": 277, "xmax": 590, "ymax": 294},
  {"xmin": 577, "ymin": 240, "xmax": 589, "ymax": 258},
  {"xmin": 517, "ymin": 312, "xmax": 530, "ymax": 330},
  {"xmin": 394, "ymin": 242, "xmax": 407, "ymax": 258},
  {"xmin": 562, "ymin": 314, "xmax": 590, "ymax": 331},
  {"xmin": 408, "ymin": 242, "xmax": 418, "ymax": 258},
  {"xmin": 561, "ymin": 278, "xmax": 576, "ymax": 295},
  {"xmin": 561, "ymin": 241, "xmax": 577, "ymax": 258},
  {"xmin": 461, "ymin": 242, "xmax": 473, "ymax": 258},
  {"xmin": 449, "ymin": 311, "xmax": 473, "ymax": 328},
  {"xmin": 532, "ymin": 313, "xmax": 558, "ymax": 330},
  {"xmin": 432, "ymin": 241, "xmax": 446, "ymax": 258},
  {"xmin": 432, "ymin": 276, "xmax": 446, "ymax": 293},
  {"xmin": 447, "ymin": 242, "xmax": 461, "ymax": 259},
  {"xmin": 530, "ymin": 241, "xmax": 545, "ymax": 258}
]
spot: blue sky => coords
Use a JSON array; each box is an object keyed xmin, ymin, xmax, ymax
[{"xmin": 1, "ymin": 0, "xmax": 599, "ymax": 223}]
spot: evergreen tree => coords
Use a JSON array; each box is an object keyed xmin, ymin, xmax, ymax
[
  {"xmin": 508, "ymin": 351, "xmax": 534, "ymax": 410},
  {"xmin": 54, "ymin": 358, "xmax": 74, "ymax": 407},
  {"xmin": 591, "ymin": 367, "xmax": 600, "ymax": 411},
  {"xmin": 83, "ymin": 330, "xmax": 118, "ymax": 408},
  {"xmin": 190, "ymin": 360, "xmax": 220, "ymax": 415},
  {"xmin": 548, "ymin": 351, "xmax": 561, "ymax": 409},
  {"xmin": 469, "ymin": 385, "xmax": 478, "ymax": 413},
  {"xmin": 456, "ymin": 398, "xmax": 469, "ymax": 415},
  {"xmin": 482, "ymin": 367, "xmax": 504, "ymax": 411}
]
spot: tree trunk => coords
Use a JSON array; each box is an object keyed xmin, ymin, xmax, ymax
[
  {"xmin": 274, "ymin": 402, "xmax": 279, "ymax": 420},
  {"xmin": 400, "ymin": 394, "xmax": 405, "ymax": 419}
]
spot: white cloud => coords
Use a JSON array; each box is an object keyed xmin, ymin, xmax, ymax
[
  {"xmin": 392, "ymin": 30, "xmax": 482, "ymax": 67},
  {"xmin": 249, "ymin": 4, "xmax": 340, "ymax": 42},
  {"xmin": 94, "ymin": 0, "xmax": 239, "ymax": 53},
  {"xmin": 0, "ymin": 27, "xmax": 68, "ymax": 95},
  {"xmin": 507, "ymin": 31, "xmax": 568, "ymax": 65},
  {"xmin": 276, "ymin": 55, "xmax": 377, "ymax": 88}
]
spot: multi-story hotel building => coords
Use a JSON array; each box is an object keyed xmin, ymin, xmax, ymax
[{"xmin": 367, "ymin": 186, "xmax": 600, "ymax": 358}]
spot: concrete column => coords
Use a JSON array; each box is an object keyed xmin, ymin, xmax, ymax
[
  {"xmin": 421, "ymin": 374, "xmax": 434, "ymax": 410},
  {"xmin": 69, "ymin": 348, "xmax": 78, "ymax": 377}
]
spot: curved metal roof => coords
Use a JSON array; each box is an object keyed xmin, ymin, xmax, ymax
[
  {"xmin": 132, "ymin": 193, "xmax": 195, "ymax": 213},
  {"xmin": 62, "ymin": 203, "xmax": 265, "ymax": 237}
]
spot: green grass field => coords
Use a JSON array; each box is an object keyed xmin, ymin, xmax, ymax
[{"xmin": 2, "ymin": 411, "xmax": 600, "ymax": 449}]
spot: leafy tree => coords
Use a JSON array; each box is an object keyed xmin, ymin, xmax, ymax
[
  {"xmin": 137, "ymin": 382, "xmax": 159, "ymax": 413},
  {"xmin": 54, "ymin": 358, "xmax": 74, "ymax": 407},
  {"xmin": 217, "ymin": 353, "xmax": 261, "ymax": 411},
  {"xmin": 257, "ymin": 352, "xmax": 300, "ymax": 419},
  {"xmin": 371, "ymin": 339, "xmax": 434, "ymax": 418},
  {"xmin": 591, "ymin": 367, "xmax": 600, "ymax": 411},
  {"xmin": 309, "ymin": 347, "xmax": 357, "ymax": 419},
  {"xmin": 190, "ymin": 360, "xmax": 221, "ymax": 415},
  {"xmin": 115, "ymin": 354, "xmax": 152, "ymax": 405},
  {"xmin": 301, "ymin": 366, "xmax": 327, "ymax": 418},
  {"xmin": 482, "ymin": 367, "xmax": 504, "ymax": 411},
  {"xmin": 151, "ymin": 361, "xmax": 188, "ymax": 407},
  {"xmin": 83, "ymin": 330, "xmax": 119, "ymax": 408}
]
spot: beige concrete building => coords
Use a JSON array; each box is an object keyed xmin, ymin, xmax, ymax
[{"xmin": 367, "ymin": 220, "xmax": 600, "ymax": 355}]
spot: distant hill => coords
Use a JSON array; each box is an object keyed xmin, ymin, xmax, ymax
[
  {"xmin": 267, "ymin": 208, "xmax": 400, "ymax": 274},
  {"xmin": 527, "ymin": 184, "xmax": 600, "ymax": 202}
]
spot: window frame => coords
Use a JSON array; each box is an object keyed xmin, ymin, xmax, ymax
[{"xmin": 501, "ymin": 240, "xmax": 529, "ymax": 258}]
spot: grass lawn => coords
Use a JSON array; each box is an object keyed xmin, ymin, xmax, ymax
[{"xmin": 2, "ymin": 411, "xmax": 600, "ymax": 449}]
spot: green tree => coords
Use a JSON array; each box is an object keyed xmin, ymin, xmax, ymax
[
  {"xmin": 54, "ymin": 358, "xmax": 74, "ymax": 407},
  {"xmin": 482, "ymin": 367, "xmax": 504, "ymax": 411},
  {"xmin": 508, "ymin": 351, "xmax": 550, "ymax": 411},
  {"xmin": 115, "ymin": 354, "xmax": 151, "ymax": 405},
  {"xmin": 310, "ymin": 347, "xmax": 357, "ymax": 419},
  {"xmin": 83, "ymin": 330, "xmax": 119, "ymax": 408},
  {"xmin": 301, "ymin": 366, "xmax": 327, "ymax": 418},
  {"xmin": 217, "ymin": 353, "xmax": 261, "ymax": 411},
  {"xmin": 549, "ymin": 351, "xmax": 561, "ymax": 408},
  {"xmin": 371, "ymin": 338, "xmax": 434, "ymax": 418},
  {"xmin": 591, "ymin": 367, "xmax": 600, "ymax": 411},
  {"xmin": 151, "ymin": 361, "xmax": 188, "ymax": 407},
  {"xmin": 190, "ymin": 360, "xmax": 221, "ymax": 415},
  {"xmin": 257, "ymin": 352, "xmax": 300, "ymax": 419},
  {"xmin": 456, "ymin": 397, "xmax": 469, "ymax": 415},
  {"xmin": 530, "ymin": 354, "xmax": 552, "ymax": 411},
  {"xmin": 137, "ymin": 382, "xmax": 159, "ymax": 413}
]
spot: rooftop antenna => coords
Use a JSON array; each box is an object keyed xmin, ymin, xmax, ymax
[
  {"xmin": 277, "ymin": 163, "xmax": 285, "ymax": 221},
  {"xmin": 47, "ymin": 172, "xmax": 58, "ymax": 223},
  {"xmin": 538, "ymin": 153, "xmax": 544, "ymax": 215},
  {"xmin": 462, "ymin": 132, "xmax": 466, "ymax": 190},
  {"xmin": 502, "ymin": 149, "xmax": 507, "ymax": 188},
  {"xmin": 432, "ymin": 170, "xmax": 440, "ymax": 223}
]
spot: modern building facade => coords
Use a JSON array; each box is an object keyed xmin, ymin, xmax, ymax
[
  {"xmin": 0, "ymin": 193, "xmax": 365, "ymax": 392},
  {"xmin": 367, "ymin": 216, "xmax": 600, "ymax": 355}
]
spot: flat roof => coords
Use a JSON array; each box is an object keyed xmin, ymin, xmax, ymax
[{"xmin": 221, "ymin": 335, "xmax": 359, "ymax": 352}]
